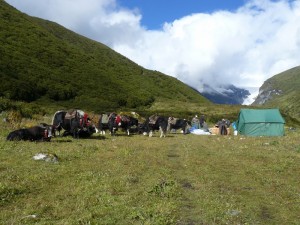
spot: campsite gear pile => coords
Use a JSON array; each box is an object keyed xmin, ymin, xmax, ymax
[
  {"xmin": 232, "ymin": 122, "xmax": 238, "ymax": 135},
  {"xmin": 191, "ymin": 115, "xmax": 200, "ymax": 129},
  {"xmin": 208, "ymin": 119, "xmax": 231, "ymax": 135}
]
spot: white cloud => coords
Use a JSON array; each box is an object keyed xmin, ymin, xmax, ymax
[
  {"xmin": 115, "ymin": 0, "xmax": 300, "ymax": 91},
  {"xmin": 5, "ymin": 0, "xmax": 300, "ymax": 104}
]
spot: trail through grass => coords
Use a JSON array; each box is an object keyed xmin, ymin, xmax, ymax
[{"xmin": 0, "ymin": 128, "xmax": 299, "ymax": 224}]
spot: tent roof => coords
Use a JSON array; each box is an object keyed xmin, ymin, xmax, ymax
[{"xmin": 238, "ymin": 108, "xmax": 285, "ymax": 123}]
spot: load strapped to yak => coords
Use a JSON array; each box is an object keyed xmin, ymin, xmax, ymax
[
  {"xmin": 149, "ymin": 114, "xmax": 159, "ymax": 125},
  {"xmin": 65, "ymin": 109, "xmax": 90, "ymax": 127},
  {"xmin": 52, "ymin": 109, "xmax": 96, "ymax": 138}
]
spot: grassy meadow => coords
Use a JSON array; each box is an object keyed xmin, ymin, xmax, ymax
[{"xmin": 0, "ymin": 116, "xmax": 300, "ymax": 225}]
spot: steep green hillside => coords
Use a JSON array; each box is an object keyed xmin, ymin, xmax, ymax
[
  {"xmin": 252, "ymin": 66, "xmax": 300, "ymax": 122},
  {"xmin": 0, "ymin": 1, "xmax": 210, "ymax": 113}
]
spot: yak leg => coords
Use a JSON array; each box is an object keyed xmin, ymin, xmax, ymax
[
  {"xmin": 94, "ymin": 127, "xmax": 99, "ymax": 134},
  {"xmin": 159, "ymin": 126, "xmax": 166, "ymax": 138},
  {"xmin": 159, "ymin": 127, "xmax": 163, "ymax": 138},
  {"xmin": 72, "ymin": 127, "xmax": 79, "ymax": 139},
  {"xmin": 111, "ymin": 127, "xmax": 117, "ymax": 136},
  {"xmin": 73, "ymin": 130, "xmax": 78, "ymax": 139},
  {"xmin": 149, "ymin": 130, "xmax": 153, "ymax": 137}
]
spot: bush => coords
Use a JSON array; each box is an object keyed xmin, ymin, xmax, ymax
[
  {"xmin": 0, "ymin": 97, "xmax": 15, "ymax": 112},
  {"xmin": 6, "ymin": 110, "xmax": 22, "ymax": 128}
]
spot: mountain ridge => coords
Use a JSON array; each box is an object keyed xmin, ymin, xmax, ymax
[
  {"xmin": 200, "ymin": 84, "xmax": 251, "ymax": 105},
  {"xmin": 252, "ymin": 66, "xmax": 300, "ymax": 122}
]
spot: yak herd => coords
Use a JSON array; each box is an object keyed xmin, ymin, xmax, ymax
[{"xmin": 6, "ymin": 109, "xmax": 191, "ymax": 141}]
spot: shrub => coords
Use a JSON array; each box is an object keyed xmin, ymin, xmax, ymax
[{"xmin": 6, "ymin": 110, "xmax": 22, "ymax": 128}]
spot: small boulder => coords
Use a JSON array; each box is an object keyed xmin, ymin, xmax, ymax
[{"xmin": 33, "ymin": 153, "xmax": 58, "ymax": 163}]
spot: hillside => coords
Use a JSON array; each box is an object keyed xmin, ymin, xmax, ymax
[
  {"xmin": 0, "ymin": 0, "xmax": 210, "ymax": 113},
  {"xmin": 252, "ymin": 66, "xmax": 300, "ymax": 122}
]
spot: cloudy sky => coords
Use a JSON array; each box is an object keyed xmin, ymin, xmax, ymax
[{"xmin": 5, "ymin": 0, "xmax": 300, "ymax": 104}]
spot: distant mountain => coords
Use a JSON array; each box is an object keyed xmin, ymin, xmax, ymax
[
  {"xmin": 252, "ymin": 66, "xmax": 300, "ymax": 122},
  {"xmin": 200, "ymin": 84, "xmax": 251, "ymax": 105},
  {"xmin": 0, "ymin": 1, "xmax": 210, "ymax": 112}
]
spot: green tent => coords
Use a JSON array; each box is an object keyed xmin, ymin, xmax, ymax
[{"xmin": 236, "ymin": 108, "xmax": 285, "ymax": 136}]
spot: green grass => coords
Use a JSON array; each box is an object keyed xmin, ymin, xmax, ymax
[{"xmin": 1, "ymin": 118, "xmax": 300, "ymax": 224}]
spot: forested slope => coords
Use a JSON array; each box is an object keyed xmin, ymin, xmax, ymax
[{"xmin": 0, "ymin": 0, "xmax": 210, "ymax": 112}]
